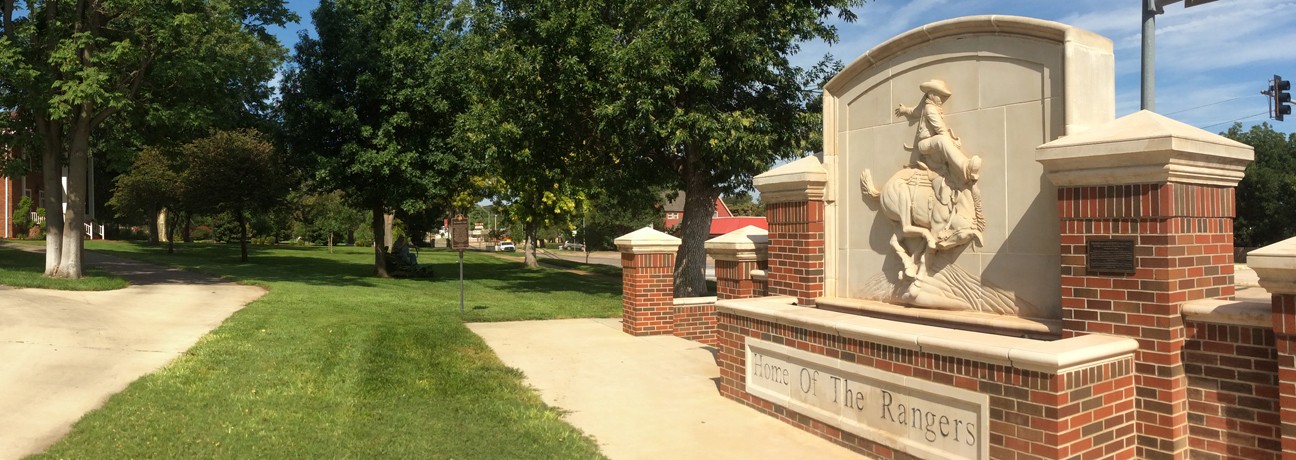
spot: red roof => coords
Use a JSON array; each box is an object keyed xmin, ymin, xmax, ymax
[{"xmin": 709, "ymin": 217, "xmax": 767, "ymax": 236}]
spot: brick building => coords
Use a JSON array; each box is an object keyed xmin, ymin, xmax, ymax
[{"xmin": 663, "ymin": 192, "xmax": 768, "ymax": 237}]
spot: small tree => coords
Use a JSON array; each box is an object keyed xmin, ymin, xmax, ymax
[
  {"xmin": 183, "ymin": 129, "xmax": 287, "ymax": 262},
  {"xmin": 108, "ymin": 148, "xmax": 182, "ymax": 246},
  {"xmin": 11, "ymin": 195, "xmax": 34, "ymax": 237}
]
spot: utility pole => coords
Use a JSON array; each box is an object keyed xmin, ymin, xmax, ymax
[{"xmin": 1141, "ymin": 0, "xmax": 1219, "ymax": 111}]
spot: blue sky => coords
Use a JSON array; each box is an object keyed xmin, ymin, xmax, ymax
[{"xmin": 270, "ymin": 0, "xmax": 1294, "ymax": 133}]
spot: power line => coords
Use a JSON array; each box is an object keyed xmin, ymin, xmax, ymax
[
  {"xmin": 1163, "ymin": 95, "xmax": 1259, "ymax": 116},
  {"xmin": 1199, "ymin": 111, "xmax": 1270, "ymax": 130}
]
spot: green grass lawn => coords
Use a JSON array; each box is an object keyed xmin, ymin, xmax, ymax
[
  {"xmin": 0, "ymin": 244, "xmax": 128, "ymax": 290},
  {"xmin": 30, "ymin": 241, "xmax": 618, "ymax": 459}
]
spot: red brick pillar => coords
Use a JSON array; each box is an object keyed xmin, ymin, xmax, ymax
[
  {"xmin": 705, "ymin": 225, "xmax": 768, "ymax": 300},
  {"xmin": 1251, "ymin": 238, "xmax": 1296, "ymax": 458},
  {"xmin": 753, "ymin": 156, "xmax": 827, "ymax": 307},
  {"xmin": 1038, "ymin": 111, "xmax": 1253, "ymax": 460},
  {"xmin": 615, "ymin": 227, "xmax": 682, "ymax": 336}
]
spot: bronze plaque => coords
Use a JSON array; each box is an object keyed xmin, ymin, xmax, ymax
[
  {"xmin": 1087, "ymin": 239, "xmax": 1136, "ymax": 274},
  {"xmin": 451, "ymin": 214, "xmax": 469, "ymax": 251}
]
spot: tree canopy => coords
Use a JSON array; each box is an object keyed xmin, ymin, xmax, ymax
[
  {"xmin": 1227, "ymin": 123, "xmax": 1296, "ymax": 248},
  {"xmin": 281, "ymin": 0, "xmax": 477, "ymax": 277},
  {"xmin": 457, "ymin": 0, "xmax": 859, "ymax": 286},
  {"xmin": 0, "ymin": 0, "xmax": 292, "ymax": 278},
  {"xmin": 183, "ymin": 129, "xmax": 286, "ymax": 262},
  {"xmin": 599, "ymin": 0, "xmax": 859, "ymax": 295}
]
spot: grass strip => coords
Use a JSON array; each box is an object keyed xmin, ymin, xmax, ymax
[
  {"xmin": 33, "ymin": 242, "xmax": 615, "ymax": 459},
  {"xmin": 0, "ymin": 244, "xmax": 128, "ymax": 291}
]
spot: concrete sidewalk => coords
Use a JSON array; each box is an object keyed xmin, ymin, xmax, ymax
[
  {"xmin": 467, "ymin": 318, "xmax": 856, "ymax": 459},
  {"xmin": 0, "ymin": 249, "xmax": 266, "ymax": 459}
]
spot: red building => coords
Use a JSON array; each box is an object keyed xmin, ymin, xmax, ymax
[
  {"xmin": 2, "ymin": 170, "xmax": 42, "ymax": 239},
  {"xmin": 662, "ymin": 192, "xmax": 767, "ymax": 237}
]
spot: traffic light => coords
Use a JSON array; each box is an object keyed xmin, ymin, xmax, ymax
[{"xmin": 1275, "ymin": 75, "xmax": 1292, "ymax": 121}]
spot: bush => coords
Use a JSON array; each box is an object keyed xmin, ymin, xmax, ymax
[
  {"xmin": 353, "ymin": 221, "xmax": 374, "ymax": 247},
  {"xmin": 190, "ymin": 225, "xmax": 214, "ymax": 241},
  {"xmin": 11, "ymin": 195, "xmax": 33, "ymax": 237}
]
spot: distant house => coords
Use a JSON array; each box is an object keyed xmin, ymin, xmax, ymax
[{"xmin": 663, "ymin": 192, "xmax": 768, "ymax": 237}]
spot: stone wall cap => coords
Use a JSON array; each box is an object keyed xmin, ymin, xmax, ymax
[
  {"xmin": 705, "ymin": 226, "xmax": 769, "ymax": 249},
  {"xmin": 1182, "ymin": 298, "xmax": 1271, "ymax": 328},
  {"xmin": 1249, "ymin": 236, "xmax": 1296, "ymax": 295},
  {"xmin": 1038, "ymin": 110, "xmax": 1250, "ymax": 151},
  {"xmin": 753, "ymin": 156, "xmax": 827, "ymax": 203},
  {"xmin": 614, "ymin": 227, "xmax": 681, "ymax": 254},
  {"xmin": 705, "ymin": 225, "xmax": 770, "ymax": 261},
  {"xmin": 1036, "ymin": 110, "xmax": 1254, "ymax": 187},
  {"xmin": 715, "ymin": 297, "xmax": 1138, "ymax": 374}
]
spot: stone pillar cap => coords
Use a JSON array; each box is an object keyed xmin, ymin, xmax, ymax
[
  {"xmin": 754, "ymin": 155, "xmax": 827, "ymax": 203},
  {"xmin": 1036, "ymin": 110, "xmax": 1254, "ymax": 187},
  {"xmin": 705, "ymin": 225, "xmax": 769, "ymax": 261},
  {"xmin": 1249, "ymin": 237, "xmax": 1296, "ymax": 295},
  {"xmin": 614, "ymin": 227, "xmax": 682, "ymax": 254}
]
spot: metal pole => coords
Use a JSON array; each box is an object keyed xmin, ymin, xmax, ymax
[
  {"xmin": 1141, "ymin": 0, "xmax": 1157, "ymax": 111},
  {"xmin": 458, "ymin": 250, "xmax": 465, "ymax": 314}
]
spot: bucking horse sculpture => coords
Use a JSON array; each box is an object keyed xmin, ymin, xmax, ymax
[{"xmin": 860, "ymin": 163, "xmax": 985, "ymax": 280}]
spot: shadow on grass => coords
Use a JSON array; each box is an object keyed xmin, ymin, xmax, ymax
[
  {"xmin": 86, "ymin": 243, "xmax": 621, "ymax": 296},
  {"xmin": 87, "ymin": 243, "xmax": 379, "ymax": 288}
]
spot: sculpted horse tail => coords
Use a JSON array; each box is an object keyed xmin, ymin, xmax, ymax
[{"xmin": 860, "ymin": 169, "xmax": 881, "ymax": 199}]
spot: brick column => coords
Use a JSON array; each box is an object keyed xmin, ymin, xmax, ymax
[
  {"xmin": 705, "ymin": 225, "xmax": 768, "ymax": 300},
  {"xmin": 615, "ymin": 227, "xmax": 681, "ymax": 337},
  {"xmin": 1038, "ymin": 110, "xmax": 1253, "ymax": 460},
  {"xmin": 1251, "ymin": 237, "xmax": 1296, "ymax": 458},
  {"xmin": 753, "ymin": 156, "xmax": 827, "ymax": 307}
]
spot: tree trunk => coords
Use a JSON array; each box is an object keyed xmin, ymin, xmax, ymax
[
  {"xmin": 383, "ymin": 212, "xmax": 395, "ymax": 250},
  {"xmin": 182, "ymin": 213, "xmax": 193, "ymax": 243},
  {"xmin": 147, "ymin": 207, "xmax": 160, "ymax": 244},
  {"xmin": 56, "ymin": 117, "xmax": 91, "ymax": 280},
  {"xmin": 237, "ymin": 209, "xmax": 248, "ymax": 262},
  {"xmin": 673, "ymin": 172, "xmax": 718, "ymax": 297},
  {"xmin": 328, "ymin": 232, "xmax": 334, "ymax": 253},
  {"xmin": 523, "ymin": 219, "xmax": 539, "ymax": 268},
  {"xmin": 42, "ymin": 138, "xmax": 63, "ymax": 276},
  {"xmin": 372, "ymin": 203, "xmax": 389, "ymax": 278},
  {"xmin": 165, "ymin": 209, "xmax": 176, "ymax": 254}
]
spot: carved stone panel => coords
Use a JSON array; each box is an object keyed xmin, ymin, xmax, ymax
[{"xmin": 821, "ymin": 16, "xmax": 1115, "ymax": 320}]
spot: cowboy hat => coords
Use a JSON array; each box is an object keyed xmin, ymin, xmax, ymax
[{"xmin": 918, "ymin": 79, "xmax": 952, "ymax": 98}]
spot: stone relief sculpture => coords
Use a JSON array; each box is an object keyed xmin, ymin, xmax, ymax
[{"xmin": 859, "ymin": 80, "xmax": 1034, "ymax": 317}]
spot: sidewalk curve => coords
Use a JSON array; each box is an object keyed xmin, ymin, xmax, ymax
[
  {"xmin": 0, "ymin": 249, "xmax": 266, "ymax": 459},
  {"xmin": 467, "ymin": 318, "xmax": 857, "ymax": 459}
]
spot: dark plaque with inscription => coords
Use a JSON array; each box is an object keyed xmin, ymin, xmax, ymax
[
  {"xmin": 1087, "ymin": 239, "xmax": 1136, "ymax": 274},
  {"xmin": 451, "ymin": 215, "xmax": 469, "ymax": 251}
]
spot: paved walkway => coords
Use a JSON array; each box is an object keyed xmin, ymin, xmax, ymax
[
  {"xmin": 467, "ymin": 318, "xmax": 857, "ymax": 459},
  {"xmin": 0, "ymin": 248, "xmax": 265, "ymax": 459}
]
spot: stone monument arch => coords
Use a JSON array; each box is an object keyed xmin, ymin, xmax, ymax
[{"xmin": 818, "ymin": 15, "xmax": 1114, "ymax": 329}]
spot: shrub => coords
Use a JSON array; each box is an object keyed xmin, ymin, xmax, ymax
[{"xmin": 11, "ymin": 195, "xmax": 33, "ymax": 237}]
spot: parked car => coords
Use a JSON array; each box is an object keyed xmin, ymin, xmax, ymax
[
  {"xmin": 560, "ymin": 241, "xmax": 585, "ymax": 251},
  {"xmin": 495, "ymin": 241, "xmax": 516, "ymax": 252}
]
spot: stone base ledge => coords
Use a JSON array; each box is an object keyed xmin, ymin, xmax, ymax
[
  {"xmin": 674, "ymin": 296, "xmax": 718, "ymax": 306},
  {"xmin": 1182, "ymin": 298, "xmax": 1271, "ymax": 328},
  {"xmin": 717, "ymin": 296, "xmax": 1137, "ymax": 374},
  {"xmin": 816, "ymin": 296, "xmax": 1061, "ymax": 339}
]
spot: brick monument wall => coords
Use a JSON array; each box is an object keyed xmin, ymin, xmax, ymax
[
  {"xmin": 1058, "ymin": 183, "xmax": 1236, "ymax": 459},
  {"xmin": 1182, "ymin": 319, "xmax": 1281, "ymax": 458},
  {"xmin": 715, "ymin": 312, "xmax": 1138, "ymax": 459}
]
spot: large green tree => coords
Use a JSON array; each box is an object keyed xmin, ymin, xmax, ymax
[
  {"xmin": 280, "ymin": 0, "xmax": 476, "ymax": 277},
  {"xmin": 601, "ymin": 1, "xmax": 859, "ymax": 296},
  {"xmin": 455, "ymin": 0, "xmax": 613, "ymax": 268},
  {"xmin": 1227, "ymin": 123, "xmax": 1296, "ymax": 248},
  {"xmin": 0, "ymin": 0, "xmax": 292, "ymax": 278}
]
